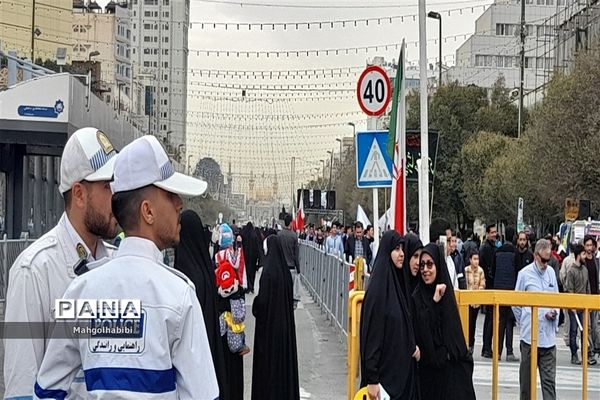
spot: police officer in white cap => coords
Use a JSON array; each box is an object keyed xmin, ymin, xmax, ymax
[
  {"xmin": 34, "ymin": 135, "xmax": 219, "ymax": 399},
  {"xmin": 4, "ymin": 127, "xmax": 119, "ymax": 400}
]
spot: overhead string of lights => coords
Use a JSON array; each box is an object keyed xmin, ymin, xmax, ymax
[{"xmin": 190, "ymin": 3, "xmax": 491, "ymax": 31}]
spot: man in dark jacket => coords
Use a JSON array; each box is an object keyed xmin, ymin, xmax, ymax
[
  {"xmin": 515, "ymin": 231, "xmax": 534, "ymax": 274},
  {"xmin": 449, "ymin": 231, "xmax": 467, "ymax": 289},
  {"xmin": 278, "ymin": 214, "xmax": 301, "ymax": 309},
  {"xmin": 480, "ymin": 224, "xmax": 498, "ymax": 358},
  {"xmin": 462, "ymin": 230, "xmax": 479, "ymax": 266},
  {"xmin": 494, "ymin": 227, "xmax": 519, "ymax": 362},
  {"xmin": 344, "ymin": 221, "xmax": 372, "ymax": 266}
]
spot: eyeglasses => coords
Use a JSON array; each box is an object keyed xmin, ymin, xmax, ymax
[{"xmin": 419, "ymin": 260, "xmax": 435, "ymax": 270}]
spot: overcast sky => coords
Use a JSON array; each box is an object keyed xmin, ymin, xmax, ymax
[{"xmin": 99, "ymin": 0, "xmax": 489, "ymax": 204}]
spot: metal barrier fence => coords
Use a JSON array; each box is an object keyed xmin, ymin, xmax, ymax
[
  {"xmin": 0, "ymin": 235, "xmax": 34, "ymax": 303},
  {"xmin": 299, "ymin": 241, "xmax": 351, "ymax": 337},
  {"xmin": 347, "ymin": 290, "xmax": 600, "ymax": 400}
]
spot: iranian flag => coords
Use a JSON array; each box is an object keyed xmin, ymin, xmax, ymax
[
  {"xmin": 295, "ymin": 191, "xmax": 305, "ymax": 232},
  {"xmin": 388, "ymin": 41, "xmax": 407, "ymax": 234}
]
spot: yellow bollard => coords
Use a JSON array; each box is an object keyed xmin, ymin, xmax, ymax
[{"xmin": 355, "ymin": 257, "xmax": 365, "ymax": 292}]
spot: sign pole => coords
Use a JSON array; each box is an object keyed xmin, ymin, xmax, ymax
[
  {"xmin": 418, "ymin": 0, "xmax": 430, "ymax": 244},
  {"xmin": 373, "ymin": 188, "xmax": 379, "ymax": 249}
]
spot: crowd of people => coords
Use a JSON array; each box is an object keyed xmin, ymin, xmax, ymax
[
  {"xmin": 3, "ymin": 127, "xmax": 599, "ymax": 400},
  {"xmin": 353, "ymin": 221, "xmax": 600, "ymax": 400},
  {"xmin": 3, "ymin": 128, "xmax": 300, "ymax": 400}
]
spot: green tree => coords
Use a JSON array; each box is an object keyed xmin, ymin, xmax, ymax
[
  {"xmin": 524, "ymin": 46, "xmax": 600, "ymax": 215},
  {"xmin": 475, "ymin": 75, "xmax": 521, "ymax": 137}
]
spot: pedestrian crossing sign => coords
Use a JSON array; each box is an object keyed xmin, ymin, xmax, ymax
[{"xmin": 355, "ymin": 131, "xmax": 393, "ymax": 188}]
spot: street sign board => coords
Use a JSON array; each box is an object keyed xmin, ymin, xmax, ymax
[
  {"xmin": 356, "ymin": 131, "xmax": 393, "ymax": 188},
  {"xmin": 356, "ymin": 65, "xmax": 392, "ymax": 116},
  {"xmin": 565, "ymin": 198, "xmax": 579, "ymax": 221},
  {"xmin": 517, "ymin": 197, "xmax": 524, "ymax": 232}
]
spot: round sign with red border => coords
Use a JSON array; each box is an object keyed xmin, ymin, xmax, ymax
[{"xmin": 356, "ymin": 65, "xmax": 392, "ymax": 116}]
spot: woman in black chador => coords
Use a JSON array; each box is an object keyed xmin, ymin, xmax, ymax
[
  {"xmin": 174, "ymin": 210, "xmax": 229, "ymax": 399},
  {"xmin": 412, "ymin": 243, "xmax": 476, "ymax": 400},
  {"xmin": 241, "ymin": 222, "xmax": 260, "ymax": 293},
  {"xmin": 251, "ymin": 235, "xmax": 300, "ymax": 400},
  {"xmin": 360, "ymin": 230, "xmax": 420, "ymax": 400}
]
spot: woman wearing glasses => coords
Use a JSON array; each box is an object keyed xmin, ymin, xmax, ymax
[
  {"xmin": 412, "ymin": 243, "xmax": 476, "ymax": 400},
  {"xmin": 360, "ymin": 231, "xmax": 420, "ymax": 400}
]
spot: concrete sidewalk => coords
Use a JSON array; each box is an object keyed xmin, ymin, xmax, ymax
[{"xmin": 242, "ymin": 276, "xmax": 347, "ymax": 400}]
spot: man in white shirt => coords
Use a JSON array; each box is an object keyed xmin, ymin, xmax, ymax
[
  {"xmin": 34, "ymin": 135, "xmax": 219, "ymax": 399},
  {"xmin": 4, "ymin": 127, "xmax": 119, "ymax": 400}
]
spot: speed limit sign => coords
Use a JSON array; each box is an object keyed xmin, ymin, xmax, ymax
[{"xmin": 356, "ymin": 65, "xmax": 392, "ymax": 116}]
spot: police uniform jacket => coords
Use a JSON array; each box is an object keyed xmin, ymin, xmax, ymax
[
  {"xmin": 34, "ymin": 237, "xmax": 219, "ymax": 400},
  {"xmin": 4, "ymin": 213, "xmax": 115, "ymax": 400}
]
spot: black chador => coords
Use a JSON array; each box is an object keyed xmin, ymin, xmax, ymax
[{"xmin": 251, "ymin": 235, "xmax": 300, "ymax": 400}]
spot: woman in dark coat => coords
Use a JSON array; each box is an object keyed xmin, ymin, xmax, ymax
[
  {"xmin": 403, "ymin": 233, "xmax": 424, "ymax": 296},
  {"xmin": 241, "ymin": 222, "xmax": 261, "ymax": 293},
  {"xmin": 251, "ymin": 235, "xmax": 300, "ymax": 400},
  {"xmin": 360, "ymin": 231, "xmax": 420, "ymax": 400},
  {"xmin": 412, "ymin": 243, "xmax": 476, "ymax": 400},
  {"xmin": 174, "ymin": 210, "xmax": 229, "ymax": 399}
]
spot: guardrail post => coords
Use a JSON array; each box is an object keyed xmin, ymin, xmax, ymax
[
  {"xmin": 582, "ymin": 309, "xmax": 589, "ymax": 400},
  {"xmin": 530, "ymin": 306, "xmax": 538, "ymax": 400},
  {"xmin": 493, "ymin": 303, "xmax": 500, "ymax": 400}
]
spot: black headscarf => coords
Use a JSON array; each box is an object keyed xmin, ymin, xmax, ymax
[
  {"xmin": 412, "ymin": 243, "xmax": 475, "ymax": 399},
  {"xmin": 174, "ymin": 210, "xmax": 228, "ymax": 398},
  {"xmin": 415, "ymin": 243, "xmax": 470, "ymax": 361},
  {"xmin": 402, "ymin": 233, "xmax": 423, "ymax": 296},
  {"xmin": 360, "ymin": 231, "xmax": 418, "ymax": 399},
  {"xmin": 251, "ymin": 235, "xmax": 300, "ymax": 400}
]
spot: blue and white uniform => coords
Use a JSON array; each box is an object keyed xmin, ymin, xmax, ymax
[
  {"xmin": 34, "ymin": 237, "xmax": 219, "ymax": 400},
  {"xmin": 4, "ymin": 214, "xmax": 115, "ymax": 400}
]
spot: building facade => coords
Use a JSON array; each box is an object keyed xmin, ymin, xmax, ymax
[
  {"xmin": 72, "ymin": 1, "xmax": 133, "ymax": 113},
  {"xmin": 446, "ymin": 0, "xmax": 562, "ymax": 96},
  {"xmin": 130, "ymin": 0, "xmax": 189, "ymax": 156},
  {"xmin": 0, "ymin": 0, "xmax": 73, "ymax": 62}
]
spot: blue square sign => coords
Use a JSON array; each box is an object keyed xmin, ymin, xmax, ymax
[{"xmin": 355, "ymin": 131, "xmax": 393, "ymax": 188}]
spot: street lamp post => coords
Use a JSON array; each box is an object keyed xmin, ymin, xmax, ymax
[
  {"xmin": 88, "ymin": 50, "xmax": 100, "ymax": 62},
  {"xmin": 347, "ymin": 122, "xmax": 356, "ymax": 136},
  {"xmin": 427, "ymin": 11, "xmax": 442, "ymax": 87},
  {"xmin": 320, "ymin": 159, "xmax": 325, "ymax": 184},
  {"xmin": 187, "ymin": 154, "xmax": 193, "ymax": 175},
  {"xmin": 335, "ymin": 138, "xmax": 343, "ymax": 165},
  {"xmin": 117, "ymin": 82, "xmax": 125, "ymax": 114},
  {"xmin": 326, "ymin": 150, "xmax": 334, "ymax": 189}
]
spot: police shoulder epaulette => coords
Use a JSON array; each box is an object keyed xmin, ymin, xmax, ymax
[{"xmin": 18, "ymin": 235, "xmax": 58, "ymax": 268}]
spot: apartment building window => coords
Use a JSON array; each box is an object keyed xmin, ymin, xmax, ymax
[
  {"xmin": 163, "ymin": 11, "xmax": 170, "ymax": 18},
  {"xmin": 162, "ymin": 49, "xmax": 169, "ymax": 55},
  {"xmin": 144, "ymin": 36, "xmax": 152, "ymax": 42},
  {"xmin": 164, "ymin": 0, "xmax": 170, "ymax": 5},
  {"xmin": 474, "ymin": 55, "xmax": 492, "ymax": 67},
  {"xmin": 496, "ymin": 56, "xmax": 504, "ymax": 67},
  {"xmin": 163, "ymin": 99, "xmax": 168, "ymax": 105},
  {"xmin": 144, "ymin": 23, "xmax": 153, "ymax": 30},
  {"xmin": 133, "ymin": 23, "xmax": 136, "ymax": 29},
  {"xmin": 133, "ymin": 10, "xmax": 136, "ymax": 16},
  {"xmin": 496, "ymin": 23, "xmax": 516, "ymax": 36},
  {"xmin": 163, "ymin": 61, "xmax": 169, "ymax": 68},
  {"xmin": 144, "ymin": 61, "xmax": 151, "ymax": 67},
  {"xmin": 162, "ymin": 36, "xmax": 169, "ymax": 43},
  {"xmin": 162, "ymin": 112, "xmax": 167, "ymax": 118},
  {"xmin": 164, "ymin": 74, "xmax": 168, "ymax": 80},
  {"xmin": 144, "ymin": 0, "xmax": 158, "ymax": 5},
  {"xmin": 162, "ymin": 87, "xmax": 168, "ymax": 93},
  {"xmin": 154, "ymin": 61, "xmax": 158, "ymax": 67},
  {"xmin": 144, "ymin": 11, "xmax": 153, "ymax": 17},
  {"xmin": 163, "ymin": 24, "xmax": 169, "ymax": 30}
]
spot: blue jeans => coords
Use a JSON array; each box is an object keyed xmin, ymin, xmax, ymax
[{"xmin": 569, "ymin": 310, "xmax": 583, "ymax": 356}]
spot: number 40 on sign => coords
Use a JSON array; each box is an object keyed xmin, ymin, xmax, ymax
[{"xmin": 356, "ymin": 65, "xmax": 392, "ymax": 116}]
